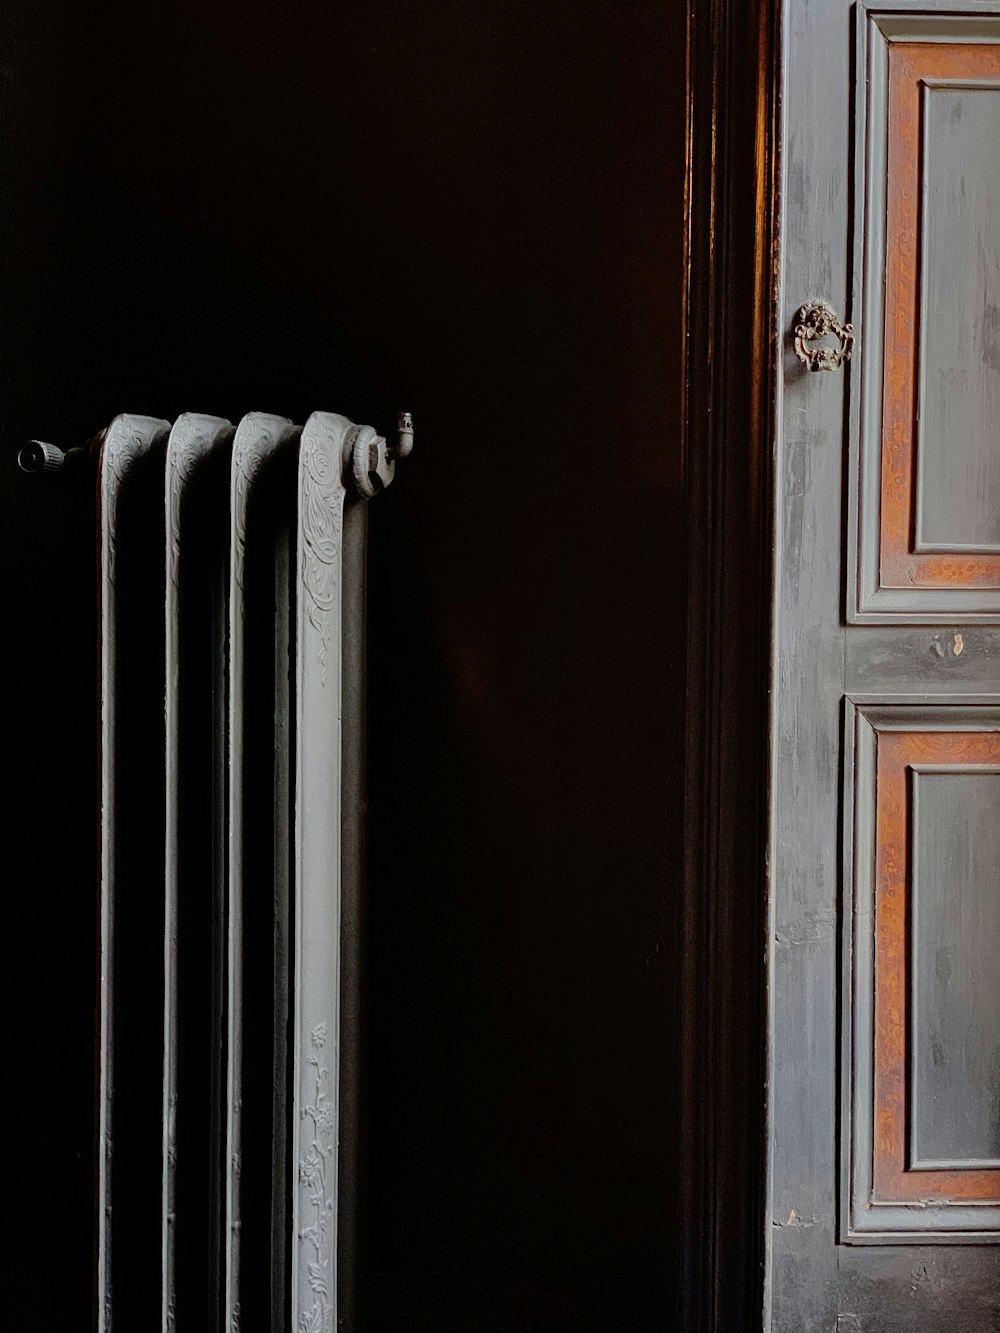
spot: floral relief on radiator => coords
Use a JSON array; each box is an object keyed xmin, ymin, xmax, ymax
[
  {"xmin": 167, "ymin": 435, "xmax": 199, "ymax": 586},
  {"xmin": 298, "ymin": 1022, "xmax": 335, "ymax": 1333},
  {"xmin": 233, "ymin": 430, "xmax": 272, "ymax": 595},
  {"xmin": 168, "ymin": 415, "xmax": 230, "ymax": 587},
  {"xmin": 103, "ymin": 430, "xmax": 148, "ymax": 588},
  {"xmin": 299, "ymin": 422, "xmax": 344, "ymax": 686}
]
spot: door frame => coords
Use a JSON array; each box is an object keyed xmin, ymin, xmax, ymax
[{"xmin": 679, "ymin": 0, "xmax": 780, "ymax": 1329}]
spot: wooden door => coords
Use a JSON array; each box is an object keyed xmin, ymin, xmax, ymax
[{"xmin": 772, "ymin": 2, "xmax": 1000, "ymax": 1327}]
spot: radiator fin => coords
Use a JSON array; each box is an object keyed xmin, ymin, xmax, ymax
[{"xmin": 91, "ymin": 407, "xmax": 400, "ymax": 1332}]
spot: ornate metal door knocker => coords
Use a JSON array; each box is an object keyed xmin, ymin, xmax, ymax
[{"xmin": 793, "ymin": 300, "xmax": 854, "ymax": 371}]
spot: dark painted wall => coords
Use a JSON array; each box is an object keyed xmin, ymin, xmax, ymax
[{"xmin": 0, "ymin": 1, "xmax": 685, "ymax": 1327}]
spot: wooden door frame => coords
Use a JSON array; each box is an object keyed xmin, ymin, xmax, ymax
[{"xmin": 679, "ymin": 0, "xmax": 780, "ymax": 1328}]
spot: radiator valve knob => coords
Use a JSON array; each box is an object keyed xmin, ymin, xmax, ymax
[{"xmin": 18, "ymin": 440, "xmax": 67, "ymax": 473}]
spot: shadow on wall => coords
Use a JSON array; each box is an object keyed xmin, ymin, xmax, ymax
[{"xmin": 0, "ymin": 0, "xmax": 685, "ymax": 1327}]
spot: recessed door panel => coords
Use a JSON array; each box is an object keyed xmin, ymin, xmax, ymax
[
  {"xmin": 911, "ymin": 767, "xmax": 1000, "ymax": 1170},
  {"xmin": 916, "ymin": 83, "xmax": 1000, "ymax": 553},
  {"xmin": 845, "ymin": 706, "xmax": 1000, "ymax": 1239},
  {"xmin": 850, "ymin": 15, "xmax": 1000, "ymax": 619}
]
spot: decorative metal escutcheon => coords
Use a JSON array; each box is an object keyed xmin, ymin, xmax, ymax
[{"xmin": 793, "ymin": 300, "xmax": 855, "ymax": 372}]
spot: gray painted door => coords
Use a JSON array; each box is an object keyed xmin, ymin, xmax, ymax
[{"xmin": 771, "ymin": 2, "xmax": 1000, "ymax": 1328}]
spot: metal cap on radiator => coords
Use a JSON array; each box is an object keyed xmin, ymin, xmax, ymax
[
  {"xmin": 393, "ymin": 411, "xmax": 414, "ymax": 458},
  {"xmin": 18, "ymin": 440, "xmax": 67, "ymax": 473}
]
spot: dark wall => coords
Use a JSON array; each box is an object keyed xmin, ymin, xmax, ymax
[{"xmin": 0, "ymin": 1, "xmax": 685, "ymax": 1327}]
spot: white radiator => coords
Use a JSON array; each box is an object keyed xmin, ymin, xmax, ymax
[{"xmin": 23, "ymin": 409, "xmax": 411, "ymax": 1332}]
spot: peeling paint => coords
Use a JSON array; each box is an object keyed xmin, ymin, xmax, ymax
[{"xmin": 773, "ymin": 1208, "xmax": 822, "ymax": 1228}]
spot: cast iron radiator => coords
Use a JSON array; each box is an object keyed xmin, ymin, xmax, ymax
[{"xmin": 21, "ymin": 410, "xmax": 411, "ymax": 1332}]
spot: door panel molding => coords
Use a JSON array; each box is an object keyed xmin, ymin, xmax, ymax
[
  {"xmin": 843, "ymin": 701, "xmax": 1000, "ymax": 1241},
  {"xmin": 850, "ymin": 8, "xmax": 1000, "ymax": 620}
]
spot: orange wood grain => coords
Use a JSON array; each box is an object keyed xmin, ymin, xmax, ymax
[
  {"xmin": 881, "ymin": 42, "xmax": 1000, "ymax": 590},
  {"xmin": 874, "ymin": 730, "xmax": 1000, "ymax": 1202}
]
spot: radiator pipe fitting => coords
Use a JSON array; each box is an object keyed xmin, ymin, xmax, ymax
[
  {"xmin": 18, "ymin": 440, "xmax": 69, "ymax": 473},
  {"xmin": 18, "ymin": 429, "xmax": 106, "ymax": 476},
  {"xmin": 350, "ymin": 414, "xmax": 413, "ymax": 499},
  {"xmin": 391, "ymin": 411, "xmax": 414, "ymax": 460}
]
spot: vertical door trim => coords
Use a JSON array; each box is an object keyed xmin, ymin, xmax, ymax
[{"xmin": 679, "ymin": 0, "xmax": 780, "ymax": 1330}]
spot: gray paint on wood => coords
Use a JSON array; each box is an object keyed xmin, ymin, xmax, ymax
[
  {"xmin": 915, "ymin": 82, "xmax": 1000, "ymax": 552},
  {"xmin": 842, "ymin": 702, "xmax": 1000, "ymax": 1241},
  {"xmin": 849, "ymin": 5, "xmax": 1000, "ymax": 621},
  {"xmin": 847, "ymin": 626, "xmax": 1000, "ymax": 694},
  {"xmin": 772, "ymin": 0, "xmax": 1000, "ymax": 1324},
  {"xmin": 877, "ymin": 8, "xmax": 1000, "ymax": 43},
  {"xmin": 835, "ymin": 1243, "xmax": 1000, "ymax": 1331},
  {"xmin": 770, "ymin": 0, "xmax": 855, "ymax": 1316},
  {"xmin": 847, "ymin": 1, "xmax": 889, "ymax": 623},
  {"xmin": 911, "ymin": 768, "xmax": 1000, "ymax": 1167}
]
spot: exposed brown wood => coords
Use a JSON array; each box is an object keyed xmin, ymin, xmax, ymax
[
  {"xmin": 874, "ymin": 729, "xmax": 1000, "ymax": 1202},
  {"xmin": 881, "ymin": 42, "xmax": 1000, "ymax": 590},
  {"xmin": 679, "ymin": 0, "xmax": 778, "ymax": 1326}
]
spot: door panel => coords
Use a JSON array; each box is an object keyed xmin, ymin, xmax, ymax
[
  {"xmin": 851, "ymin": 11, "xmax": 1000, "ymax": 619},
  {"xmin": 844, "ymin": 704, "xmax": 1000, "ymax": 1240},
  {"xmin": 772, "ymin": 0, "xmax": 1000, "ymax": 1327}
]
